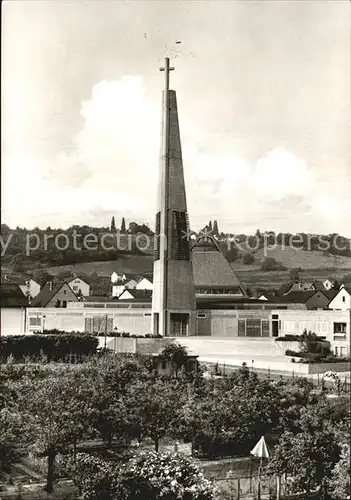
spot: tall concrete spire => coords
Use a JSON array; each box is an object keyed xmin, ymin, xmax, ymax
[{"xmin": 152, "ymin": 58, "xmax": 196, "ymax": 337}]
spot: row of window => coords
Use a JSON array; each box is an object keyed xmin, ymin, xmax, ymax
[
  {"xmin": 238, "ymin": 319, "xmax": 270, "ymax": 337},
  {"xmin": 283, "ymin": 321, "xmax": 347, "ymax": 339}
]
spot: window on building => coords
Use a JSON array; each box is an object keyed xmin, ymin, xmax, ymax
[
  {"xmin": 170, "ymin": 313, "xmax": 189, "ymax": 336},
  {"xmin": 333, "ymin": 322, "xmax": 347, "ymax": 340},
  {"xmin": 62, "ymin": 301, "xmax": 67, "ymax": 308},
  {"xmin": 238, "ymin": 319, "xmax": 246, "ymax": 337},
  {"xmin": 73, "ymin": 286, "xmax": 78, "ymax": 291},
  {"xmin": 283, "ymin": 321, "xmax": 295, "ymax": 334},
  {"xmin": 29, "ymin": 316, "xmax": 42, "ymax": 326},
  {"xmin": 316, "ymin": 322, "xmax": 329, "ymax": 334},
  {"xmin": 153, "ymin": 313, "xmax": 159, "ymax": 335},
  {"xmin": 335, "ymin": 346, "xmax": 347, "ymax": 357},
  {"xmin": 246, "ymin": 319, "xmax": 262, "ymax": 337},
  {"xmin": 55, "ymin": 300, "xmax": 61, "ymax": 307},
  {"xmin": 342, "ymin": 296, "xmax": 346, "ymax": 303},
  {"xmin": 262, "ymin": 320, "xmax": 270, "ymax": 337},
  {"xmin": 334, "ymin": 322, "xmax": 346, "ymax": 333},
  {"xmin": 197, "ymin": 313, "xmax": 207, "ymax": 319},
  {"xmin": 299, "ymin": 322, "xmax": 312, "ymax": 334},
  {"xmin": 144, "ymin": 313, "xmax": 151, "ymax": 317},
  {"xmin": 88, "ymin": 316, "xmax": 113, "ymax": 334},
  {"xmin": 63, "ymin": 290, "xmax": 67, "ymax": 295}
]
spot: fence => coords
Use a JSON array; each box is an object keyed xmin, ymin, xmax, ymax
[
  {"xmin": 213, "ymin": 472, "xmax": 283, "ymax": 500},
  {"xmin": 207, "ymin": 362, "xmax": 351, "ymax": 395}
]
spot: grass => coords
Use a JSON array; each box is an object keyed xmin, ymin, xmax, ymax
[{"xmin": 45, "ymin": 254, "xmax": 154, "ymax": 277}]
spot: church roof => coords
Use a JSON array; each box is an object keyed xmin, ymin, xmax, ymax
[{"xmin": 191, "ymin": 235, "xmax": 246, "ymax": 294}]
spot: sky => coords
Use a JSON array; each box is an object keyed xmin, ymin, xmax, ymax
[{"xmin": 2, "ymin": 0, "xmax": 350, "ymax": 236}]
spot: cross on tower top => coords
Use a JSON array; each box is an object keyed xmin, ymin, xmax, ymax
[{"xmin": 160, "ymin": 57, "xmax": 174, "ymax": 92}]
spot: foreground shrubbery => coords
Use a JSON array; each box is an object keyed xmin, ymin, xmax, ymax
[
  {"xmin": 284, "ymin": 330, "xmax": 351, "ymax": 364},
  {"xmin": 41, "ymin": 329, "xmax": 163, "ymax": 339},
  {"xmin": 70, "ymin": 452, "xmax": 216, "ymax": 500},
  {"xmin": 0, "ymin": 334, "xmax": 99, "ymax": 362},
  {"xmin": 1, "ymin": 351, "xmax": 349, "ymax": 498}
]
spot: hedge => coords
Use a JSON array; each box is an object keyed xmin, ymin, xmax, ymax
[
  {"xmin": 41, "ymin": 329, "xmax": 163, "ymax": 339},
  {"xmin": 0, "ymin": 334, "xmax": 99, "ymax": 362},
  {"xmin": 285, "ymin": 349, "xmax": 350, "ymax": 364}
]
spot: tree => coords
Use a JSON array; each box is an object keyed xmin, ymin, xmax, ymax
[
  {"xmin": 110, "ymin": 216, "xmax": 116, "ymax": 233},
  {"xmin": 10, "ymin": 254, "xmax": 25, "ymax": 273},
  {"xmin": 243, "ymin": 252, "xmax": 255, "ymax": 265},
  {"xmin": 32, "ymin": 269, "xmax": 54, "ymax": 286},
  {"xmin": 270, "ymin": 403, "xmax": 341, "ymax": 497},
  {"xmin": 225, "ymin": 247, "xmax": 238, "ymax": 262},
  {"xmin": 213, "ymin": 220, "xmax": 219, "ymax": 236},
  {"xmin": 261, "ymin": 257, "xmax": 286, "ymax": 271},
  {"xmin": 289, "ymin": 268, "xmax": 301, "ymax": 283},
  {"xmin": 328, "ymin": 444, "xmax": 350, "ymax": 499},
  {"xmin": 126, "ymin": 378, "xmax": 184, "ymax": 451},
  {"xmin": 208, "ymin": 221, "xmax": 213, "ymax": 232},
  {"xmin": 23, "ymin": 373, "xmax": 93, "ymax": 492},
  {"xmin": 0, "ymin": 406, "xmax": 24, "ymax": 478},
  {"xmin": 121, "ymin": 217, "xmax": 126, "ymax": 233}
]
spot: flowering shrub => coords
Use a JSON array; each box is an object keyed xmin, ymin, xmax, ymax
[{"xmin": 71, "ymin": 451, "xmax": 216, "ymax": 499}]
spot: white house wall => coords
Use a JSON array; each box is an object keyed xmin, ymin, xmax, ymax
[
  {"xmin": 1, "ymin": 308, "xmax": 26, "ymax": 335},
  {"xmin": 26, "ymin": 306, "xmax": 152, "ymax": 335},
  {"xmin": 328, "ymin": 289, "xmax": 351, "ymax": 311}
]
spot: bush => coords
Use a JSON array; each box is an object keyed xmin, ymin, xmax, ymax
[
  {"xmin": 243, "ymin": 252, "xmax": 255, "ymax": 265},
  {"xmin": 225, "ymin": 247, "xmax": 239, "ymax": 263},
  {"xmin": 0, "ymin": 334, "xmax": 99, "ymax": 363},
  {"xmin": 261, "ymin": 257, "xmax": 286, "ymax": 271},
  {"xmin": 70, "ymin": 452, "xmax": 216, "ymax": 500}
]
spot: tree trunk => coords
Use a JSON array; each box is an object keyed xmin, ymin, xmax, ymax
[
  {"xmin": 73, "ymin": 439, "xmax": 77, "ymax": 460},
  {"xmin": 154, "ymin": 438, "xmax": 159, "ymax": 452},
  {"xmin": 46, "ymin": 449, "xmax": 56, "ymax": 493}
]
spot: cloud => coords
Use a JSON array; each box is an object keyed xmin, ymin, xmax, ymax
[
  {"xmin": 254, "ymin": 148, "xmax": 314, "ymax": 201},
  {"xmin": 2, "ymin": 74, "xmax": 349, "ymax": 236}
]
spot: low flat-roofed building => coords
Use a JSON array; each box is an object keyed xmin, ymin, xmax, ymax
[{"xmin": 274, "ymin": 309, "xmax": 351, "ymax": 357}]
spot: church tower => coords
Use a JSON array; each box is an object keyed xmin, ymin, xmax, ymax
[{"xmin": 152, "ymin": 58, "xmax": 196, "ymax": 337}]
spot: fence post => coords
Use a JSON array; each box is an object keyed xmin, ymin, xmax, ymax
[
  {"xmin": 236, "ymin": 478, "xmax": 240, "ymax": 500},
  {"xmin": 276, "ymin": 475, "xmax": 281, "ymax": 500}
]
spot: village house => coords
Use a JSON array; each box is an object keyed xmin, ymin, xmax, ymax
[
  {"xmin": 259, "ymin": 290, "xmax": 337, "ymax": 310},
  {"xmin": 118, "ymin": 289, "xmax": 153, "ymax": 301},
  {"xmin": 110, "ymin": 272, "xmax": 126, "ymax": 283},
  {"xmin": 111, "ymin": 277, "xmax": 139, "ymax": 297},
  {"xmin": 283, "ymin": 281, "xmax": 324, "ymax": 294},
  {"xmin": 67, "ymin": 276, "xmax": 90, "ymax": 296},
  {"xmin": 30, "ymin": 281, "xmax": 79, "ymax": 309},
  {"xmin": 328, "ymin": 285, "xmax": 351, "ymax": 311},
  {"xmin": 323, "ymin": 278, "xmax": 339, "ymax": 291},
  {"xmin": 1, "ymin": 275, "xmax": 41, "ymax": 300},
  {"xmin": 136, "ymin": 277, "xmax": 153, "ymax": 291}
]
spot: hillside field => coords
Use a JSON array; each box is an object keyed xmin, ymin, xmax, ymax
[
  {"xmin": 41, "ymin": 248, "xmax": 351, "ymax": 292},
  {"xmin": 45, "ymin": 254, "xmax": 154, "ymax": 277},
  {"xmin": 253, "ymin": 245, "xmax": 351, "ymax": 270}
]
